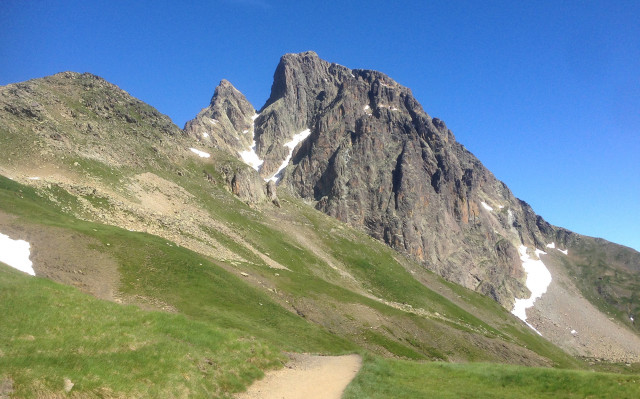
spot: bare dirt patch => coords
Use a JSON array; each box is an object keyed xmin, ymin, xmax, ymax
[
  {"xmin": 0, "ymin": 376, "xmax": 13, "ymax": 399},
  {"xmin": 235, "ymin": 353, "xmax": 361, "ymax": 399},
  {"xmin": 0, "ymin": 211, "xmax": 119, "ymax": 301}
]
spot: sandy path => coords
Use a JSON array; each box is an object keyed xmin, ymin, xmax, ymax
[{"xmin": 235, "ymin": 353, "xmax": 362, "ymax": 399}]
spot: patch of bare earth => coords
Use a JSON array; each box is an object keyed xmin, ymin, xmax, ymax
[
  {"xmin": 5, "ymin": 168, "xmax": 290, "ymax": 270},
  {"xmin": 235, "ymin": 353, "xmax": 361, "ymax": 399},
  {"xmin": 0, "ymin": 211, "xmax": 119, "ymax": 301},
  {"xmin": 0, "ymin": 377, "xmax": 13, "ymax": 399}
]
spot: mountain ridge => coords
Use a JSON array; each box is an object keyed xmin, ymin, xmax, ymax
[
  {"xmin": 1, "ymin": 56, "xmax": 640, "ymax": 396},
  {"xmin": 182, "ymin": 51, "xmax": 640, "ymax": 360},
  {"xmin": 189, "ymin": 51, "xmax": 564, "ymax": 307}
]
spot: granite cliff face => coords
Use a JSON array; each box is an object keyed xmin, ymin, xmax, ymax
[{"xmin": 188, "ymin": 51, "xmax": 578, "ymax": 307}]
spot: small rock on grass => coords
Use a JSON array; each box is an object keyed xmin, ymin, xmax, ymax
[{"xmin": 64, "ymin": 378, "xmax": 74, "ymax": 393}]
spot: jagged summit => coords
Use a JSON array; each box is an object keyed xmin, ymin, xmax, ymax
[
  {"xmin": 184, "ymin": 78, "xmax": 256, "ymax": 156},
  {"xmin": 187, "ymin": 51, "xmax": 546, "ymax": 306}
]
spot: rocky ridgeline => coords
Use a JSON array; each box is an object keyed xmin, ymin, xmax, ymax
[
  {"xmin": 3, "ymin": 54, "xmax": 634, "ymax": 313},
  {"xmin": 188, "ymin": 51, "xmax": 583, "ymax": 307},
  {"xmin": 2, "ymin": 53, "xmax": 640, "ymax": 361}
]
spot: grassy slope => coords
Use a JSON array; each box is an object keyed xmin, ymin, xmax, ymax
[
  {"xmin": 0, "ymin": 266, "xmax": 282, "ymax": 398},
  {"xmin": 177, "ymin": 160, "xmax": 583, "ymax": 366},
  {"xmin": 0, "ymin": 175, "xmax": 354, "ymax": 397},
  {"xmin": 344, "ymin": 355, "xmax": 640, "ymax": 399},
  {"xmin": 564, "ymin": 242, "xmax": 640, "ymax": 333}
]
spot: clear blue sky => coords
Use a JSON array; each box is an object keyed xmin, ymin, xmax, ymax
[{"xmin": 1, "ymin": 0, "xmax": 639, "ymax": 251}]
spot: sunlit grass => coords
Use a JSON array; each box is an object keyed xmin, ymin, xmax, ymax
[
  {"xmin": 0, "ymin": 266, "xmax": 283, "ymax": 398},
  {"xmin": 345, "ymin": 355, "xmax": 640, "ymax": 399}
]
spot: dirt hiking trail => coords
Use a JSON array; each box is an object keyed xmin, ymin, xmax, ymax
[{"xmin": 235, "ymin": 353, "xmax": 362, "ymax": 399}]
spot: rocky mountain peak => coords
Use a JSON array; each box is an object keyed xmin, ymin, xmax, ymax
[
  {"xmin": 3, "ymin": 64, "xmax": 640, "ymax": 369},
  {"xmin": 186, "ymin": 52, "xmax": 582, "ymax": 307},
  {"xmin": 184, "ymin": 79, "xmax": 256, "ymax": 156}
]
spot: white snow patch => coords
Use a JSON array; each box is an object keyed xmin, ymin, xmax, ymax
[
  {"xmin": 28, "ymin": 176, "xmax": 40, "ymax": 180},
  {"xmin": 242, "ymin": 129, "xmax": 249, "ymax": 134},
  {"xmin": 571, "ymin": 329, "xmax": 577, "ymax": 335},
  {"xmin": 265, "ymin": 128, "xmax": 312, "ymax": 183},
  {"xmin": 481, "ymin": 202, "xmax": 493, "ymax": 211},
  {"xmin": 238, "ymin": 114, "xmax": 264, "ymax": 171},
  {"xmin": 631, "ymin": 317, "xmax": 635, "ymax": 322},
  {"xmin": 190, "ymin": 148, "xmax": 211, "ymax": 158},
  {"xmin": 364, "ymin": 105, "xmax": 371, "ymax": 111},
  {"xmin": 547, "ymin": 242, "xmax": 568, "ymax": 255},
  {"xmin": 0, "ymin": 232, "xmax": 35, "ymax": 275},
  {"xmin": 498, "ymin": 205, "xmax": 504, "ymax": 209},
  {"xmin": 511, "ymin": 245, "xmax": 553, "ymax": 335},
  {"xmin": 350, "ymin": 73, "xmax": 355, "ymax": 78},
  {"xmin": 203, "ymin": 132, "xmax": 209, "ymax": 138},
  {"xmin": 209, "ymin": 118, "xmax": 218, "ymax": 125},
  {"xmin": 239, "ymin": 141, "xmax": 263, "ymax": 171}
]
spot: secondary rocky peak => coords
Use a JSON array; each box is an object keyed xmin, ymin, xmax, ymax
[
  {"xmin": 184, "ymin": 79, "xmax": 256, "ymax": 155},
  {"xmin": 210, "ymin": 79, "xmax": 255, "ymax": 130}
]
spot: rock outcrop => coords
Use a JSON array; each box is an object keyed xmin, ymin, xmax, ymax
[{"xmin": 184, "ymin": 79, "xmax": 256, "ymax": 155}]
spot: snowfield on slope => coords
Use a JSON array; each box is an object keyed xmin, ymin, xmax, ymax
[
  {"xmin": 190, "ymin": 148, "xmax": 211, "ymax": 158},
  {"xmin": 239, "ymin": 114, "xmax": 264, "ymax": 171},
  {"xmin": 546, "ymin": 242, "xmax": 569, "ymax": 255},
  {"xmin": 512, "ymin": 245, "xmax": 552, "ymax": 334},
  {"xmin": 265, "ymin": 128, "xmax": 312, "ymax": 183},
  {"xmin": 481, "ymin": 201, "xmax": 493, "ymax": 211},
  {"xmin": 0, "ymin": 232, "xmax": 35, "ymax": 275}
]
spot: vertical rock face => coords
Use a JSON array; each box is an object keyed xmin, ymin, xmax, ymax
[{"xmin": 187, "ymin": 52, "xmax": 572, "ymax": 307}]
